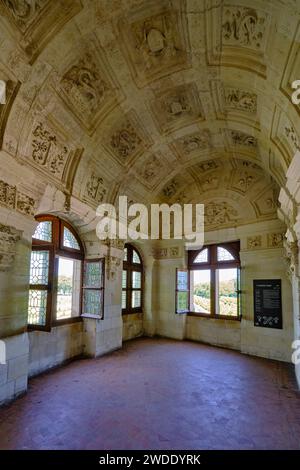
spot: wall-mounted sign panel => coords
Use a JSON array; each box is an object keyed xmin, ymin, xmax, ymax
[{"xmin": 253, "ymin": 279, "xmax": 282, "ymax": 329}]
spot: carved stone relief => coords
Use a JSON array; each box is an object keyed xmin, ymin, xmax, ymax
[
  {"xmin": 173, "ymin": 130, "xmax": 211, "ymax": 158},
  {"xmin": 231, "ymin": 169, "xmax": 258, "ymax": 194},
  {"xmin": 118, "ymin": 2, "xmax": 189, "ymax": 87},
  {"xmin": 105, "ymin": 113, "xmax": 150, "ymax": 165},
  {"xmin": 58, "ymin": 39, "xmax": 121, "ymax": 134},
  {"xmin": 284, "ymin": 125, "xmax": 300, "ymax": 153},
  {"xmin": 247, "ymin": 236, "xmax": 262, "ymax": 249},
  {"xmin": 31, "ymin": 122, "xmax": 69, "ymax": 178},
  {"xmin": 0, "ymin": 222, "xmax": 21, "ymax": 271},
  {"xmin": 84, "ymin": 172, "xmax": 107, "ymax": 205},
  {"xmin": 205, "ymin": 201, "xmax": 238, "ymax": 226},
  {"xmin": 162, "ymin": 179, "xmax": 178, "ymax": 198},
  {"xmin": 222, "ymin": 7, "xmax": 268, "ymax": 50},
  {"xmin": 225, "ymin": 87, "xmax": 257, "ymax": 114},
  {"xmin": 268, "ymin": 232, "xmax": 284, "ymax": 248},
  {"xmin": 199, "ymin": 174, "xmax": 219, "ymax": 192},
  {"xmin": 150, "ymin": 83, "xmax": 204, "ymax": 134},
  {"xmin": 0, "ymin": 0, "xmax": 82, "ymax": 62},
  {"xmin": 196, "ymin": 159, "xmax": 219, "ymax": 173},
  {"xmin": 0, "ymin": 179, "xmax": 35, "ymax": 216},
  {"xmin": 106, "ymin": 255, "xmax": 121, "ymax": 281},
  {"xmin": 229, "ymin": 130, "xmax": 257, "ymax": 148},
  {"xmin": 0, "ymin": 79, "xmax": 19, "ymax": 148},
  {"xmin": 135, "ymin": 153, "xmax": 164, "ymax": 190}
]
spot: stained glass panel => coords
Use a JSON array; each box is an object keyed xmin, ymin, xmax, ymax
[
  {"xmin": 122, "ymin": 291, "xmax": 127, "ymax": 309},
  {"xmin": 131, "ymin": 290, "xmax": 141, "ymax": 308},
  {"xmin": 132, "ymin": 271, "xmax": 141, "ymax": 288},
  {"xmin": 63, "ymin": 226, "xmax": 80, "ymax": 250},
  {"xmin": 83, "ymin": 289, "xmax": 102, "ymax": 316},
  {"xmin": 194, "ymin": 248, "xmax": 208, "ymax": 263},
  {"xmin": 84, "ymin": 261, "xmax": 102, "ymax": 288},
  {"xmin": 124, "ymin": 247, "xmax": 128, "ymax": 261},
  {"xmin": 33, "ymin": 221, "xmax": 52, "ymax": 242},
  {"xmin": 30, "ymin": 250, "xmax": 49, "ymax": 285},
  {"xmin": 217, "ymin": 247, "xmax": 234, "ymax": 261},
  {"xmin": 132, "ymin": 249, "xmax": 141, "ymax": 264},
  {"xmin": 28, "ymin": 289, "xmax": 47, "ymax": 325}
]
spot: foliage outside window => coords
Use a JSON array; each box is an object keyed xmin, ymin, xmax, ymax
[{"xmin": 122, "ymin": 244, "xmax": 143, "ymax": 314}]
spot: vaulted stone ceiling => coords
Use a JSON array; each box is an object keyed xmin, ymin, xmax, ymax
[{"xmin": 0, "ymin": 0, "xmax": 299, "ymax": 231}]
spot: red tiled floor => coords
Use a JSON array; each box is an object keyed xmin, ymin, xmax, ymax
[{"xmin": 0, "ymin": 337, "xmax": 300, "ymax": 450}]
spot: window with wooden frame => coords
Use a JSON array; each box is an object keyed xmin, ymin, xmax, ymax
[
  {"xmin": 28, "ymin": 215, "xmax": 104, "ymax": 331},
  {"xmin": 175, "ymin": 242, "xmax": 241, "ymax": 319},
  {"xmin": 122, "ymin": 244, "xmax": 143, "ymax": 314}
]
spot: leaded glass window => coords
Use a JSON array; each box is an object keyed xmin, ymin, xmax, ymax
[
  {"xmin": 63, "ymin": 226, "xmax": 80, "ymax": 250},
  {"xmin": 82, "ymin": 259, "xmax": 104, "ymax": 318},
  {"xmin": 28, "ymin": 216, "xmax": 87, "ymax": 330},
  {"xmin": 122, "ymin": 244, "xmax": 143, "ymax": 314},
  {"xmin": 33, "ymin": 221, "xmax": 52, "ymax": 242}
]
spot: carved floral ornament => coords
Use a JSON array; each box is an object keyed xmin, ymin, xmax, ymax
[
  {"xmin": 0, "ymin": 179, "xmax": 35, "ymax": 216},
  {"xmin": 283, "ymin": 239, "xmax": 299, "ymax": 280},
  {"xmin": 0, "ymin": 222, "xmax": 21, "ymax": 271},
  {"xmin": 152, "ymin": 246, "xmax": 180, "ymax": 259}
]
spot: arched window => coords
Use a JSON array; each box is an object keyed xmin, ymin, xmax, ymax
[
  {"xmin": 28, "ymin": 215, "xmax": 104, "ymax": 330},
  {"xmin": 176, "ymin": 242, "xmax": 241, "ymax": 319},
  {"xmin": 122, "ymin": 244, "xmax": 143, "ymax": 314}
]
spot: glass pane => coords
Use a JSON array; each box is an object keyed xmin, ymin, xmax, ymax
[
  {"xmin": 132, "ymin": 290, "xmax": 141, "ymax": 308},
  {"xmin": 217, "ymin": 268, "xmax": 238, "ymax": 317},
  {"xmin": 124, "ymin": 247, "xmax": 128, "ymax": 261},
  {"xmin": 122, "ymin": 291, "xmax": 127, "ymax": 309},
  {"xmin": 177, "ymin": 291, "xmax": 188, "ymax": 313},
  {"xmin": 84, "ymin": 261, "xmax": 102, "ymax": 288},
  {"xmin": 194, "ymin": 248, "xmax": 208, "ymax": 263},
  {"xmin": 122, "ymin": 270, "xmax": 127, "ymax": 288},
  {"xmin": 191, "ymin": 270, "xmax": 211, "ymax": 314},
  {"xmin": 30, "ymin": 250, "xmax": 49, "ymax": 285},
  {"xmin": 217, "ymin": 246, "xmax": 234, "ymax": 261},
  {"xmin": 132, "ymin": 271, "xmax": 141, "ymax": 288},
  {"xmin": 33, "ymin": 221, "xmax": 52, "ymax": 242},
  {"xmin": 28, "ymin": 289, "xmax": 47, "ymax": 325},
  {"xmin": 177, "ymin": 270, "xmax": 188, "ymax": 290},
  {"xmin": 63, "ymin": 226, "xmax": 80, "ymax": 250},
  {"xmin": 56, "ymin": 257, "xmax": 81, "ymax": 320},
  {"xmin": 132, "ymin": 249, "xmax": 141, "ymax": 264},
  {"xmin": 83, "ymin": 289, "xmax": 102, "ymax": 316}
]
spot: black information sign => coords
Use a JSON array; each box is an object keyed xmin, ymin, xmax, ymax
[{"xmin": 253, "ymin": 279, "xmax": 282, "ymax": 329}]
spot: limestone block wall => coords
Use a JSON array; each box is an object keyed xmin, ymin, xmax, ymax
[
  {"xmin": 151, "ymin": 221, "xmax": 294, "ymax": 363},
  {"xmin": 122, "ymin": 313, "xmax": 143, "ymax": 341},
  {"xmin": 240, "ymin": 249, "xmax": 293, "ymax": 362},
  {"xmin": 0, "ymin": 333, "xmax": 29, "ymax": 405},
  {"xmin": 186, "ymin": 317, "xmax": 241, "ymax": 350},
  {"xmin": 28, "ymin": 323, "xmax": 83, "ymax": 377}
]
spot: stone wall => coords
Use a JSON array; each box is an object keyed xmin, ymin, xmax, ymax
[
  {"xmin": 122, "ymin": 313, "xmax": 143, "ymax": 341},
  {"xmin": 0, "ymin": 333, "xmax": 29, "ymax": 406},
  {"xmin": 28, "ymin": 323, "xmax": 83, "ymax": 377},
  {"xmin": 150, "ymin": 220, "xmax": 294, "ymax": 363}
]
